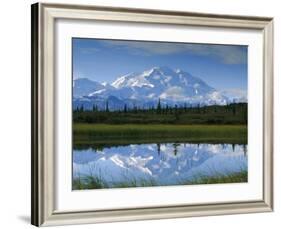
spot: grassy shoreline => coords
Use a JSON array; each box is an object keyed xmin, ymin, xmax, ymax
[
  {"xmin": 73, "ymin": 171, "xmax": 248, "ymax": 190},
  {"xmin": 73, "ymin": 124, "xmax": 247, "ymax": 146}
]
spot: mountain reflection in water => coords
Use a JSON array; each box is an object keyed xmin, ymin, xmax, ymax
[{"xmin": 73, "ymin": 143, "xmax": 247, "ymax": 187}]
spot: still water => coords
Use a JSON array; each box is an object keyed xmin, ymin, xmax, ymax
[{"xmin": 73, "ymin": 143, "xmax": 247, "ymax": 188}]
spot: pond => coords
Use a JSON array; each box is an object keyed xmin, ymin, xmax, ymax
[{"xmin": 73, "ymin": 142, "xmax": 248, "ymax": 189}]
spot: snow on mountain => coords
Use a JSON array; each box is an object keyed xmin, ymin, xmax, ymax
[
  {"xmin": 73, "ymin": 78, "xmax": 105, "ymax": 98},
  {"xmin": 73, "ymin": 66, "xmax": 246, "ymax": 110},
  {"xmin": 111, "ymin": 66, "xmax": 213, "ymax": 96},
  {"xmin": 109, "ymin": 66, "xmax": 216, "ymax": 101}
]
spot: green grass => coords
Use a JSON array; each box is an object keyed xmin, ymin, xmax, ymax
[
  {"xmin": 73, "ymin": 124, "xmax": 247, "ymax": 147},
  {"xmin": 72, "ymin": 175, "xmax": 108, "ymax": 189},
  {"xmin": 72, "ymin": 171, "xmax": 247, "ymax": 190},
  {"xmin": 184, "ymin": 171, "xmax": 248, "ymax": 185},
  {"xmin": 72, "ymin": 176, "xmax": 157, "ymax": 190}
]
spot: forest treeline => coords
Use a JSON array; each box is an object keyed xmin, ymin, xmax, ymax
[{"xmin": 73, "ymin": 102, "xmax": 247, "ymax": 125}]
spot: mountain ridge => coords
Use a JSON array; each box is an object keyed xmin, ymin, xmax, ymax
[{"xmin": 73, "ymin": 66, "xmax": 246, "ymax": 110}]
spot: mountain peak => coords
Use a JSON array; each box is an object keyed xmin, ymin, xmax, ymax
[{"xmin": 148, "ymin": 66, "xmax": 174, "ymax": 74}]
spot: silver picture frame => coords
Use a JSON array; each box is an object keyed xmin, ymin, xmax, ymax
[{"xmin": 31, "ymin": 2, "xmax": 274, "ymax": 227}]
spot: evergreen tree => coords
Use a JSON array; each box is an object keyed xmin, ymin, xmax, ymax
[
  {"xmin": 197, "ymin": 103, "xmax": 200, "ymax": 113},
  {"xmin": 165, "ymin": 104, "xmax": 169, "ymax": 114},
  {"xmin": 123, "ymin": 104, "xmax": 127, "ymax": 113},
  {"xmin": 157, "ymin": 98, "xmax": 161, "ymax": 114},
  {"xmin": 133, "ymin": 104, "xmax": 137, "ymax": 113},
  {"xmin": 214, "ymin": 103, "xmax": 217, "ymax": 113},
  {"xmin": 232, "ymin": 104, "xmax": 236, "ymax": 115},
  {"xmin": 105, "ymin": 100, "xmax": 109, "ymax": 112},
  {"xmin": 203, "ymin": 106, "xmax": 207, "ymax": 114},
  {"xmin": 174, "ymin": 104, "xmax": 179, "ymax": 118},
  {"xmin": 80, "ymin": 105, "xmax": 84, "ymax": 112}
]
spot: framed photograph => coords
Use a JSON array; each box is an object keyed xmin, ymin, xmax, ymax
[{"xmin": 31, "ymin": 3, "xmax": 274, "ymax": 227}]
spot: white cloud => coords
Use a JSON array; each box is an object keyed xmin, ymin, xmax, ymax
[
  {"xmin": 222, "ymin": 88, "xmax": 247, "ymax": 96},
  {"xmin": 100, "ymin": 40, "xmax": 247, "ymax": 65},
  {"xmin": 221, "ymin": 88, "xmax": 248, "ymax": 100}
]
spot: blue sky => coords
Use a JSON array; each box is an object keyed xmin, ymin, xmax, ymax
[{"xmin": 73, "ymin": 38, "xmax": 247, "ymax": 91}]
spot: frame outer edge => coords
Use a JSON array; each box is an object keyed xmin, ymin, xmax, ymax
[
  {"xmin": 31, "ymin": 2, "xmax": 274, "ymax": 226},
  {"xmin": 31, "ymin": 3, "xmax": 40, "ymax": 227},
  {"xmin": 32, "ymin": 2, "xmax": 53, "ymax": 226},
  {"xmin": 41, "ymin": 201, "xmax": 272, "ymax": 226},
  {"xmin": 263, "ymin": 19, "xmax": 274, "ymax": 210}
]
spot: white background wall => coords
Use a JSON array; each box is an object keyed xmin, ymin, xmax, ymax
[{"xmin": 0, "ymin": 0, "xmax": 279, "ymax": 228}]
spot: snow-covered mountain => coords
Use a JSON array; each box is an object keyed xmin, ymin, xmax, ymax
[{"xmin": 73, "ymin": 66, "xmax": 246, "ymax": 110}]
